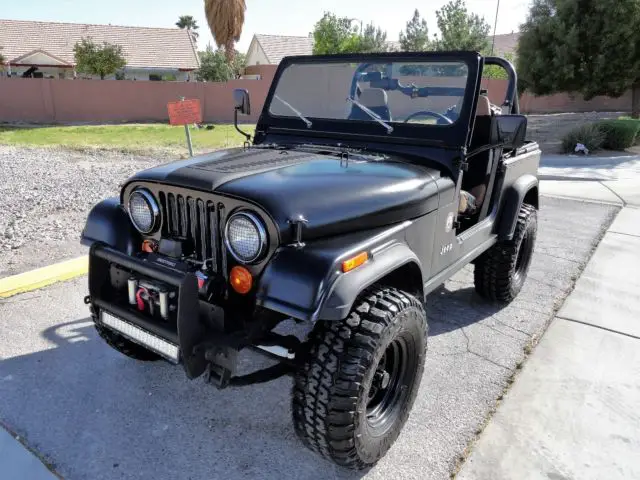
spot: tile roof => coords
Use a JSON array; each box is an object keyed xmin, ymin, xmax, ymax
[
  {"xmin": 0, "ymin": 19, "xmax": 199, "ymax": 70},
  {"xmin": 254, "ymin": 34, "xmax": 314, "ymax": 64},
  {"xmin": 254, "ymin": 34, "xmax": 402, "ymax": 63},
  {"xmin": 250, "ymin": 32, "xmax": 520, "ymax": 64}
]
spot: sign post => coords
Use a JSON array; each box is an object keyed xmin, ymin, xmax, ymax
[
  {"xmin": 184, "ymin": 122, "xmax": 194, "ymax": 157},
  {"xmin": 167, "ymin": 97, "xmax": 203, "ymax": 157}
]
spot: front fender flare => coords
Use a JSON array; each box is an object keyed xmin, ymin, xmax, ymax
[
  {"xmin": 255, "ymin": 223, "xmax": 423, "ymax": 322},
  {"xmin": 317, "ymin": 242, "xmax": 422, "ymax": 321},
  {"xmin": 80, "ymin": 197, "xmax": 140, "ymax": 255},
  {"xmin": 498, "ymin": 174, "xmax": 539, "ymax": 241}
]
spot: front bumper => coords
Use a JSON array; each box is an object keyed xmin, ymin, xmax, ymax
[{"xmin": 88, "ymin": 243, "xmax": 212, "ymax": 379}]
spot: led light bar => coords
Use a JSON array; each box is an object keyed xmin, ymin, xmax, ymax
[{"xmin": 100, "ymin": 311, "xmax": 180, "ymax": 363}]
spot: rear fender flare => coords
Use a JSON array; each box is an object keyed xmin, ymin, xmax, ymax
[{"xmin": 498, "ymin": 174, "xmax": 539, "ymax": 241}]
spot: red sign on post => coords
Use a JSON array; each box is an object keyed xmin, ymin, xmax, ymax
[{"xmin": 167, "ymin": 98, "xmax": 202, "ymax": 125}]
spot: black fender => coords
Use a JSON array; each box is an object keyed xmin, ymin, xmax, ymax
[
  {"xmin": 80, "ymin": 197, "xmax": 140, "ymax": 255},
  {"xmin": 498, "ymin": 174, "xmax": 539, "ymax": 241},
  {"xmin": 255, "ymin": 221, "xmax": 424, "ymax": 322}
]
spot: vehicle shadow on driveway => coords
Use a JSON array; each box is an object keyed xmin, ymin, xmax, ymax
[
  {"xmin": 0, "ymin": 318, "xmax": 368, "ymax": 480},
  {"xmin": 427, "ymin": 280, "xmax": 508, "ymax": 337},
  {"xmin": 0, "ymin": 280, "xmax": 507, "ymax": 480}
]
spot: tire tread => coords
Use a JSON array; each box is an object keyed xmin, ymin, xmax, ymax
[{"xmin": 292, "ymin": 286, "xmax": 427, "ymax": 469}]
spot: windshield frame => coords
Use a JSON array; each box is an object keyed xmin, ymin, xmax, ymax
[{"xmin": 256, "ymin": 51, "xmax": 483, "ymax": 149}]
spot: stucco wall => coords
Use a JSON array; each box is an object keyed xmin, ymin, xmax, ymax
[
  {"xmin": 0, "ymin": 75, "xmax": 631, "ymax": 126},
  {"xmin": 245, "ymin": 40, "xmax": 270, "ymax": 66},
  {"xmin": 0, "ymin": 77, "xmax": 271, "ymax": 124}
]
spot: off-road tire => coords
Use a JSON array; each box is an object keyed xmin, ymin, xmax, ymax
[
  {"xmin": 292, "ymin": 286, "xmax": 428, "ymax": 470},
  {"xmin": 474, "ymin": 203, "xmax": 537, "ymax": 302},
  {"xmin": 94, "ymin": 322, "xmax": 161, "ymax": 361}
]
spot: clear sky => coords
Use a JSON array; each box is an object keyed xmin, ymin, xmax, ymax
[{"xmin": 2, "ymin": 0, "xmax": 531, "ymax": 53}]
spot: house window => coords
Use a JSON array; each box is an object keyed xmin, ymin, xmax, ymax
[{"xmin": 149, "ymin": 74, "xmax": 162, "ymax": 81}]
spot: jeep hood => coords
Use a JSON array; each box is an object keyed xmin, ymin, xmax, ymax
[{"xmin": 126, "ymin": 147, "xmax": 447, "ymax": 240}]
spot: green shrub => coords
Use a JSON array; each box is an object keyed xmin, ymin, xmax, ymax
[
  {"xmin": 618, "ymin": 117, "xmax": 640, "ymax": 145},
  {"xmin": 561, "ymin": 123, "xmax": 605, "ymax": 154},
  {"xmin": 597, "ymin": 119, "xmax": 640, "ymax": 150}
]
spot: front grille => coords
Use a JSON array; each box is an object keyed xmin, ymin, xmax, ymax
[{"xmin": 158, "ymin": 191, "xmax": 228, "ymax": 274}]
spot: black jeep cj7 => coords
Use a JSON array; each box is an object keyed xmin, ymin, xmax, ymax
[{"xmin": 81, "ymin": 51, "xmax": 540, "ymax": 469}]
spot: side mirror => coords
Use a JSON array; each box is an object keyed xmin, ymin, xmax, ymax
[
  {"xmin": 233, "ymin": 88, "xmax": 251, "ymax": 115},
  {"xmin": 495, "ymin": 115, "xmax": 527, "ymax": 150}
]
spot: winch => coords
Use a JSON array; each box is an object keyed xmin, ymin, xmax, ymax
[{"xmin": 127, "ymin": 277, "xmax": 175, "ymax": 320}]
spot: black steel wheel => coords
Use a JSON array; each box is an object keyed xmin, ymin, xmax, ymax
[
  {"xmin": 474, "ymin": 203, "xmax": 537, "ymax": 302},
  {"xmin": 292, "ymin": 286, "xmax": 428, "ymax": 470},
  {"xmin": 94, "ymin": 322, "xmax": 161, "ymax": 362}
]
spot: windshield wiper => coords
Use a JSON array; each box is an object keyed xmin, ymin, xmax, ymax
[
  {"xmin": 273, "ymin": 95, "xmax": 312, "ymax": 128},
  {"xmin": 346, "ymin": 97, "xmax": 394, "ymax": 134}
]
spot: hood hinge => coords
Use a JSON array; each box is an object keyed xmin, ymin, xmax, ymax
[{"xmin": 454, "ymin": 146, "xmax": 468, "ymax": 171}]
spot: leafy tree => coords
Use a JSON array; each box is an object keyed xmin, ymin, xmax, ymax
[
  {"xmin": 205, "ymin": 0, "xmax": 246, "ymax": 63},
  {"xmin": 197, "ymin": 45, "xmax": 246, "ymax": 82},
  {"xmin": 399, "ymin": 9, "xmax": 430, "ymax": 52},
  {"xmin": 312, "ymin": 12, "xmax": 360, "ymax": 54},
  {"xmin": 312, "ymin": 12, "xmax": 388, "ymax": 54},
  {"xmin": 359, "ymin": 23, "xmax": 389, "ymax": 53},
  {"xmin": 483, "ymin": 52, "xmax": 515, "ymax": 79},
  {"xmin": 517, "ymin": 0, "xmax": 640, "ymax": 118},
  {"xmin": 434, "ymin": 0, "xmax": 490, "ymax": 52},
  {"xmin": 73, "ymin": 38, "xmax": 127, "ymax": 80},
  {"xmin": 176, "ymin": 15, "xmax": 199, "ymax": 40}
]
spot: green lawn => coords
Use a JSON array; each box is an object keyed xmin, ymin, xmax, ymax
[{"xmin": 0, "ymin": 124, "xmax": 255, "ymax": 155}]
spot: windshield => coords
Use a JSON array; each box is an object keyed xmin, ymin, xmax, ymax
[{"xmin": 267, "ymin": 60, "xmax": 470, "ymax": 131}]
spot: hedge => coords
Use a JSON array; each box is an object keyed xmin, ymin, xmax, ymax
[{"xmin": 597, "ymin": 119, "xmax": 640, "ymax": 150}]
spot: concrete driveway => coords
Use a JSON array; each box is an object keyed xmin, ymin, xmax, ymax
[{"xmin": 0, "ymin": 196, "xmax": 618, "ymax": 480}]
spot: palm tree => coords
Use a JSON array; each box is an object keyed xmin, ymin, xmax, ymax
[
  {"xmin": 176, "ymin": 15, "xmax": 199, "ymax": 41},
  {"xmin": 204, "ymin": 0, "xmax": 246, "ymax": 63}
]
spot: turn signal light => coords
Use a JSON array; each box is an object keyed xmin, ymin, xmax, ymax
[
  {"xmin": 230, "ymin": 266, "xmax": 253, "ymax": 294},
  {"xmin": 342, "ymin": 251, "xmax": 369, "ymax": 273}
]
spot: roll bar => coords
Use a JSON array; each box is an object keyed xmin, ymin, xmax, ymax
[{"xmin": 484, "ymin": 56, "xmax": 519, "ymax": 114}]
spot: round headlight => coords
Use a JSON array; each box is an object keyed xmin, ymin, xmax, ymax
[
  {"xmin": 225, "ymin": 212, "xmax": 267, "ymax": 264},
  {"xmin": 128, "ymin": 189, "xmax": 160, "ymax": 234}
]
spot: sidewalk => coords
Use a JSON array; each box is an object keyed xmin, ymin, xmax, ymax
[
  {"xmin": 0, "ymin": 426, "xmax": 58, "ymax": 479},
  {"xmin": 539, "ymin": 152, "xmax": 640, "ymax": 207},
  {"xmin": 457, "ymin": 206, "xmax": 640, "ymax": 480}
]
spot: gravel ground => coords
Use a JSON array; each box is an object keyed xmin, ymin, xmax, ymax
[
  {"xmin": 0, "ymin": 196, "xmax": 618, "ymax": 480},
  {"xmin": 0, "ymin": 146, "xmax": 166, "ymax": 277}
]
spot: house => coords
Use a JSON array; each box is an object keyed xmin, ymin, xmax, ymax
[
  {"xmin": 244, "ymin": 32, "xmax": 520, "ymax": 68},
  {"xmin": 245, "ymin": 33, "xmax": 401, "ymax": 67},
  {"xmin": 0, "ymin": 19, "xmax": 200, "ymax": 81},
  {"xmin": 489, "ymin": 32, "xmax": 520, "ymax": 58}
]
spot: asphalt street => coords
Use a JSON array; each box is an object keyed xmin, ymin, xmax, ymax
[{"xmin": 0, "ymin": 196, "xmax": 618, "ymax": 480}]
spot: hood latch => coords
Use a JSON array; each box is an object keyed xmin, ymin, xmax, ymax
[{"xmin": 287, "ymin": 215, "xmax": 309, "ymax": 249}]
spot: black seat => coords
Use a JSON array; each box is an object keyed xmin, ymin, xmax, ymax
[{"xmin": 348, "ymin": 88, "xmax": 392, "ymax": 121}]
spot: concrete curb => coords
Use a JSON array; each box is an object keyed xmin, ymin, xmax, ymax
[
  {"xmin": 0, "ymin": 426, "xmax": 59, "ymax": 479},
  {"xmin": 0, "ymin": 256, "xmax": 87, "ymax": 298},
  {"xmin": 541, "ymin": 153, "xmax": 640, "ymax": 168}
]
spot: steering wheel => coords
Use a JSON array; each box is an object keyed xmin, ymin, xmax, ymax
[{"xmin": 403, "ymin": 110, "xmax": 454, "ymax": 125}]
